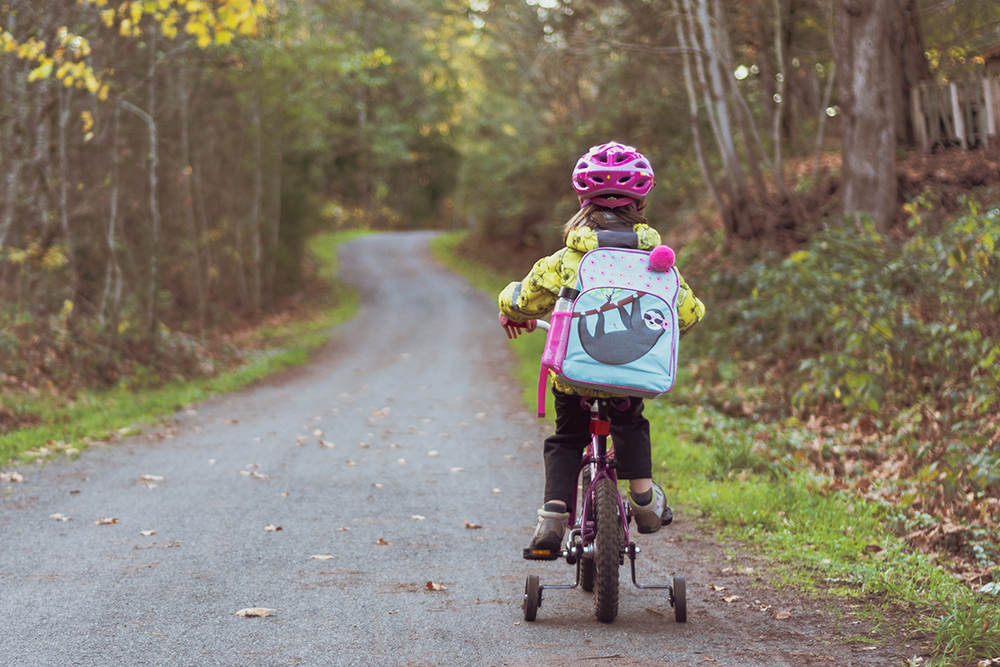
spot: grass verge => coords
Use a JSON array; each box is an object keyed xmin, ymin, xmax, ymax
[
  {"xmin": 0, "ymin": 230, "xmax": 366, "ymax": 465},
  {"xmin": 432, "ymin": 230, "xmax": 1000, "ymax": 666}
]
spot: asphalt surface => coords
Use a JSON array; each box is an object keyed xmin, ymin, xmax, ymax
[{"xmin": 0, "ymin": 232, "xmax": 909, "ymax": 666}]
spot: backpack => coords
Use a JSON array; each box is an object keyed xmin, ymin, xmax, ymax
[{"xmin": 537, "ymin": 247, "xmax": 680, "ymax": 416}]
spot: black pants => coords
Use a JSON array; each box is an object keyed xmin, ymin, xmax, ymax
[{"xmin": 543, "ymin": 388, "xmax": 653, "ymax": 505}]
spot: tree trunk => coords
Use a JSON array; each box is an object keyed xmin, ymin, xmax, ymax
[
  {"xmin": 178, "ymin": 59, "xmax": 206, "ymax": 327},
  {"xmin": 58, "ymin": 85, "xmax": 79, "ymax": 311},
  {"xmin": 835, "ymin": 0, "xmax": 898, "ymax": 231},
  {"xmin": 674, "ymin": 0, "xmax": 727, "ymax": 223},
  {"xmin": 890, "ymin": 0, "xmax": 930, "ymax": 147},
  {"xmin": 100, "ymin": 104, "xmax": 124, "ymax": 337}
]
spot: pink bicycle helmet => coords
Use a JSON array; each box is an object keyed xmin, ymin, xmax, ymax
[{"xmin": 572, "ymin": 141, "xmax": 655, "ymax": 208}]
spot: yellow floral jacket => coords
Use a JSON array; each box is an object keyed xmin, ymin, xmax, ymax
[{"xmin": 498, "ymin": 223, "xmax": 705, "ymax": 396}]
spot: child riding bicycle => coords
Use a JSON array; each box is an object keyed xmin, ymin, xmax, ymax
[{"xmin": 498, "ymin": 141, "xmax": 705, "ymax": 555}]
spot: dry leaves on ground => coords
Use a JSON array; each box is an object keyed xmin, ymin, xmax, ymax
[
  {"xmin": 235, "ymin": 607, "xmax": 274, "ymax": 617},
  {"xmin": 140, "ymin": 474, "xmax": 164, "ymax": 482},
  {"xmin": 464, "ymin": 521, "xmax": 482, "ymax": 529},
  {"xmin": 425, "ymin": 581, "xmax": 447, "ymax": 591},
  {"xmin": 723, "ymin": 595, "xmax": 740, "ymax": 603},
  {"xmin": 140, "ymin": 530, "xmax": 156, "ymax": 536},
  {"xmin": 319, "ymin": 440, "xmax": 336, "ymax": 449},
  {"xmin": 310, "ymin": 554, "xmax": 333, "ymax": 560},
  {"xmin": 1, "ymin": 471, "xmax": 24, "ymax": 483},
  {"xmin": 772, "ymin": 610, "xmax": 793, "ymax": 620},
  {"xmin": 264, "ymin": 524, "xmax": 282, "ymax": 532},
  {"xmin": 95, "ymin": 517, "xmax": 120, "ymax": 525},
  {"xmin": 376, "ymin": 537, "xmax": 390, "ymax": 545},
  {"xmin": 50, "ymin": 513, "xmax": 71, "ymax": 521}
]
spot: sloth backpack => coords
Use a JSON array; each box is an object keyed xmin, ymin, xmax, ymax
[{"xmin": 537, "ymin": 245, "xmax": 680, "ymax": 416}]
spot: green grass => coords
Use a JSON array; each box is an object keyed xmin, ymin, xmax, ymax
[
  {"xmin": 0, "ymin": 229, "xmax": 366, "ymax": 464},
  {"xmin": 432, "ymin": 230, "xmax": 1000, "ymax": 666}
]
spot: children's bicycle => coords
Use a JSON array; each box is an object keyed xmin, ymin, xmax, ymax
[{"xmin": 520, "ymin": 321, "xmax": 686, "ymax": 624}]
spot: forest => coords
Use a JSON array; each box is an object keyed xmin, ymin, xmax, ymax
[{"xmin": 1, "ymin": 0, "xmax": 999, "ymax": 661}]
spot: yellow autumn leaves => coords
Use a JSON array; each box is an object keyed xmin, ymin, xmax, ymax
[{"xmin": 2, "ymin": 0, "xmax": 273, "ymax": 99}]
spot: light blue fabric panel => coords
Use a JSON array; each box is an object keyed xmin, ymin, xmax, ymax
[{"xmin": 556, "ymin": 249, "xmax": 681, "ymax": 397}]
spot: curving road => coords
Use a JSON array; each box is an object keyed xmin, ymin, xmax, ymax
[{"xmin": 0, "ymin": 232, "xmax": 908, "ymax": 666}]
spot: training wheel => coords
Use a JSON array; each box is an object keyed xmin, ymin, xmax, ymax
[
  {"xmin": 523, "ymin": 574, "xmax": 541, "ymax": 622},
  {"xmin": 673, "ymin": 575, "xmax": 687, "ymax": 623}
]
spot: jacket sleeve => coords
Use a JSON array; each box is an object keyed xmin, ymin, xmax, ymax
[
  {"xmin": 498, "ymin": 250, "xmax": 567, "ymax": 321},
  {"xmin": 675, "ymin": 268, "xmax": 705, "ymax": 338}
]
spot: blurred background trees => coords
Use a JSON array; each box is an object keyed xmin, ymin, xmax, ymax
[{"xmin": 2, "ymin": 0, "xmax": 1000, "ymax": 386}]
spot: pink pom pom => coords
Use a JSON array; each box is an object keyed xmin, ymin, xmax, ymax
[{"xmin": 648, "ymin": 245, "xmax": 675, "ymax": 271}]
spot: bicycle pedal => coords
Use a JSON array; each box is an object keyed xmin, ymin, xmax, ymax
[{"xmin": 523, "ymin": 547, "xmax": 562, "ymax": 561}]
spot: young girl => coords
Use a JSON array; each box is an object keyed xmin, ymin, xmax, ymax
[{"xmin": 498, "ymin": 141, "xmax": 705, "ymax": 554}]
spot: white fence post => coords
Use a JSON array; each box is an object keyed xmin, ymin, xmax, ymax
[{"xmin": 951, "ymin": 81, "xmax": 966, "ymax": 150}]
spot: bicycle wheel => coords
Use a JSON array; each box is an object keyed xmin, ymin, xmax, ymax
[
  {"xmin": 523, "ymin": 574, "xmax": 540, "ymax": 622},
  {"xmin": 579, "ymin": 465, "xmax": 595, "ymax": 592},
  {"xmin": 673, "ymin": 575, "xmax": 687, "ymax": 623},
  {"xmin": 593, "ymin": 477, "xmax": 621, "ymax": 623}
]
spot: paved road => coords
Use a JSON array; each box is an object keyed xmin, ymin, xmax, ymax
[{"xmin": 1, "ymin": 232, "xmax": 908, "ymax": 666}]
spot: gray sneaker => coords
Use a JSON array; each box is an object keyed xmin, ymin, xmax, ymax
[
  {"xmin": 628, "ymin": 483, "xmax": 671, "ymax": 534},
  {"xmin": 527, "ymin": 507, "xmax": 569, "ymax": 553}
]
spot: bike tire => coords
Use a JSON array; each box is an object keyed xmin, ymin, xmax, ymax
[
  {"xmin": 523, "ymin": 574, "xmax": 540, "ymax": 622},
  {"xmin": 673, "ymin": 575, "xmax": 687, "ymax": 622},
  {"xmin": 579, "ymin": 465, "xmax": 595, "ymax": 592},
  {"xmin": 593, "ymin": 477, "xmax": 621, "ymax": 623}
]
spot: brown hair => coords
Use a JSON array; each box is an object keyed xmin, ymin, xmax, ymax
[{"xmin": 561, "ymin": 200, "xmax": 649, "ymax": 244}]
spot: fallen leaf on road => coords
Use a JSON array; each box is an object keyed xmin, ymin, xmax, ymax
[
  {"xmin": 372, "ymin": 483, "xmax": 385, "ymax": 489},
  {"xmin": 723, "ymin": 595, "xmax": 740, "ymax": 603},
  {"xmin": 427, "ymin": 450, "xmax": 439, "ymax": 457},
  {"xmin": 95, "ymin": 517, "xmax": 120, "ymax": 525},
  {"xmin": 464, "ymin": 521, "xmax": 482, "ymax": 529},
  {"xmin": 708, "ymin": 584, "xmax": 726, "ymax": 591},
  {"xmin": 475, "ymin": 413, "xmax": 487, "ymax": 420},
  {"xmin": 280, "ymin": 492, "xmax": 289, "ymax": 497},
  {"xmin": 397, "ymin": 459, "xmax": 406, "ymax": 465},
  {"xmin": 337, "ymin": 526, "xmax": 350, "ymax": 531},
  {"xmin": 346, "ymin": 460, "xmax": 357, "ymax": 466},
  {"xmin": 208, "ymin": 459, "xmax": 216, "ymax": 465},
  {"xmin": 235, "ymin": 607, "xmax": 274, "ymax": 618},
  {"xmin": 319, "ymin": 440, "xmax": 336, "ymax": 449},
  {"xmin": 412, "ymin": 515, "xmax": 425, "ymax": 520},
  {"xmin": 310, "ymin": 555, "xmax": 333, "ymax": 560},
  {"xmin": 245, "ymin": 463, "xmax": 261, "ymax": 468},
  {"xmin": 426, "ymin": 581, "xmax": 447, "ymax": 591},
  {"xmin": 69, "ymin": 489, "xmax": 80, "ymax": 494},
  {"xmin": 373, "ymin": 407, "xmax": 391, "ymax": 418},
  {"xmin": 376, "ymin": 538, "xmax": 390, "ymax": 545},
  {"xmin": 225, "ymin": 419, "xmax": 239, "ymax": 425},
  {"xmin": 295, "ymin": 435, "xmax": 308, "ymax": 446},
  {"xmin": 313, "ymin": 429, "xmax": 324, "ymax": 437},
  {"xmin": 491, "ymin": 488, "xmax": 502, "ymax": 494},
  {"xmin": 449, "ymin": 467, "xmax": 465, "ymax": 473},
  {"xmin": 1, "ymin": 471, "xmax": 24, "ymax": 483},
  {"xmin": 50, "ymin": 513, "xmax": 71, "ymax": 521},
  {"xmin": 851, "ymin": 646, "xmax": 878, "ymax": 652},
  {"xmin": 772, "ymin": 610, "xmax": 792, "ymax": 620},
  {"xmin": 358, "ymin": 442, "xmax": 370, "ymax": 449},
  {"xmin": 240, "ymin": 470, "xmax": 268, "ymax": 479},
  {"xmin": 140, "ymin": 530, "xmax": 156, "ymax": 536},
  {"xmin": 264, "ymin": 524, "xmax": 282, "ymax": 532},
  {"xmin": 140, "ymin": 474, "xmax": 164, "ymax": 482}
]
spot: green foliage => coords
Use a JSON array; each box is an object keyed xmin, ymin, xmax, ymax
[
  {"xmin": 691, "ymin": 196, "xmax": 999, "ymax": 459},
  {"xmin": 0, "ymin": 230, "xmax": 362, "ymax": 464}
]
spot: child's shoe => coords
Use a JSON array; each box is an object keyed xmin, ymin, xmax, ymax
[
  {"xmin": 526, "ymin": 505, "xmax": 569, "ymax": 555},
  {"xmin": 627, "ymin": 483, "xmax": 672, "ymax": 534}
]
